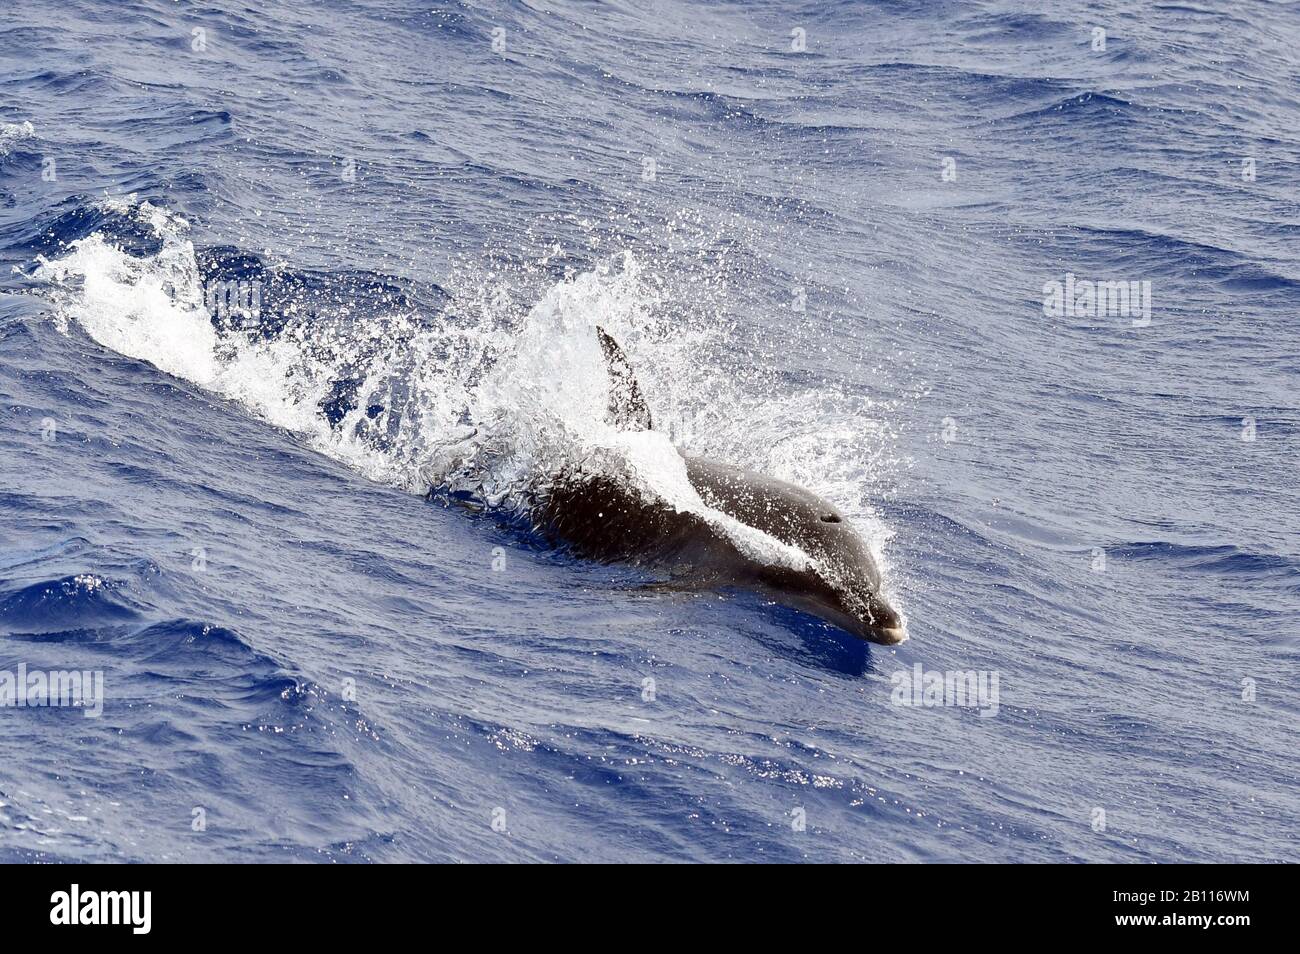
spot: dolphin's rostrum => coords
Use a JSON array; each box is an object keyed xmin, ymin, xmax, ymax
[{"xmin": 536, "ymin": 327, "xmax": 907, "ymax": 645}]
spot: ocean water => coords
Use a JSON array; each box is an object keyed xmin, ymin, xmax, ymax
[{"xmin": 1, "ymin": 0, "xmax": 1297, "ymax": 863}]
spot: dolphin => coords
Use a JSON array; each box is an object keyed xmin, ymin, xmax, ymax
[{"xmin": 534, "ymin": 327, "xmax": 907, "ymax": 645}]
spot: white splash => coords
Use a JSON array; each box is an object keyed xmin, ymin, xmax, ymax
[
  {"xmin": 0, "ymin": 120, "xmax": 36, "ymax": 157},
  {"xmin": 33, "ymin": 198, "xmax": 893, "ymax": 579}
]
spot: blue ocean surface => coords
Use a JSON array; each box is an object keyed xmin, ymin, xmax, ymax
[{"xmin": 1, "ymin": 0, "xmax": 1297, "ymax": 863}]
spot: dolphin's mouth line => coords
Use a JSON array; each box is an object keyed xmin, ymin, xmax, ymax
[{"xmin": 772, "ymin": 585, "xmax": 908, "ymax": 646}]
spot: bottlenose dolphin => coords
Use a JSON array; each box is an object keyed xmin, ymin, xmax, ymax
[{"xmin": 535, "ymin": 327, "xmax": 907, "ymax": 645}]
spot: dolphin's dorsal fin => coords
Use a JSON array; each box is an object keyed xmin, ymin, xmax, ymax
[{"xmin": 596, "ymin": 326, "xmax": 653, "ymax": 431}]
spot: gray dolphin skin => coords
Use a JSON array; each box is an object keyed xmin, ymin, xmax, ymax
[{"xmin": 535, "ymin": 327, "xmax": 907, "ymax": 645}]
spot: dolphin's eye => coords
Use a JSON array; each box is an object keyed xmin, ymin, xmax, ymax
[{"xmin": 820, "ymin": 513, "xmax": 841, "ymax": 523}]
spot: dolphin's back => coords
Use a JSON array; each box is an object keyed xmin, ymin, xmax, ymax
[
  {"xmin": 538, "ymin": 457, "xmax": 846, "ymax": 574},
  {"xmin": 684, "ymin": 457, "xmax": 841, "ymax": 544},
  {"xmin": 536, "ymin": 470, "xmax": 743, "ymax": 575}
]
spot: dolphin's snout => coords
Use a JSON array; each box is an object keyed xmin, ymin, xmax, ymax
[
  {"xmin": 863, "ymin": 596, "xmax": 907, "ymax": 645},
  {"xmin": 873, "ymin": 623, "xmax": 908, "ymax": 645}
]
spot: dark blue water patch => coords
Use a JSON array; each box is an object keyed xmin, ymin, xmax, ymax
[
  {"xmin": 0, "ymin": 535, "xmax": 97, "ymax": 573},
  {"xmin": 187, "ymin": 108, "xmax": 233, "ymax": 130},
  {"xmin": 1, "ymin": 67, "xmax": 114, "ymax": 97},
  {"xmin": 1004, "ymin": 90, "xmax": 1145, "ymax": 123},
  {"xmin": 846, "ymin": 61, "xmax": 1076, "ymax": 107},
  {"xmin": 406, "ymin": 6, "xmax": 487, "ymax": 42},
  {"xmin": 1110, "ymin": 542, "xmax": 1300, "ymax": 581},
  {"xmin": 738, "ymin": 596, "xmax": 875, "ymax": 676},
  {"xmin": 0, "ymin": 573, "xmax": 144, "ymax": 634},
  {"xmin": 116, "ymin": 618, "xmax": 282, "ymax": 670},
  {"xmin": 0, "ymin": 146, "xmax": 42, "ymax": 174},
  {"xmin": 1212, "ymin": 263, "xmax": 1300, "ymax": 294},
  {"xmin": 1, "ymin": 613, "xmax": 354, "ymax": 743},
  {"xmin": 7, "ymin": 197, "xmax": 165, "ymax": 257},
  {"xmin": 890, "ymin": 502, "xmax": 1017, "ymax": 564},
  {"xmin": 958, "ymin": 10, "xmax": 1075, "ymax": 42}
]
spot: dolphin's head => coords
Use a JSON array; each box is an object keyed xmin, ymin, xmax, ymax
[
  {"xmin": 683, "ymin": 457, "xmax": 907, "ymax": 645},
  {"xmin": 774, "ymin": 507, "xmax": 908, "ymax": 646}
]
